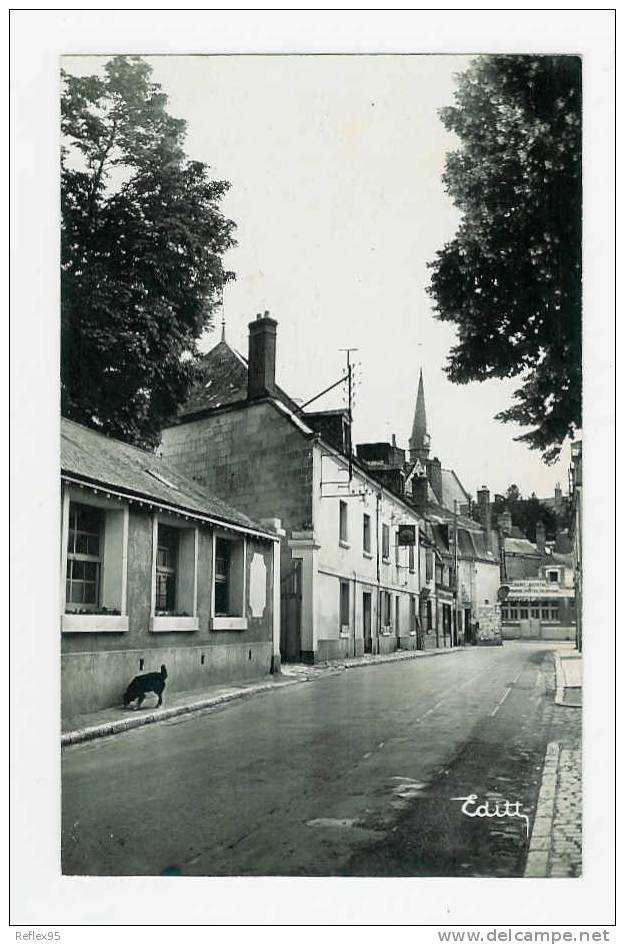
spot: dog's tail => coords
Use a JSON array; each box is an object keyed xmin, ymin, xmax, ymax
[{"xmin": 160, "ymin": 664, "xmax": 168, "ymax": 680}]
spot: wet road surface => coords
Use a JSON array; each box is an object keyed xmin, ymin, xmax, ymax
[{"xmin": 62, "ymin": 642, "xmax": 580, "ymax": 876}]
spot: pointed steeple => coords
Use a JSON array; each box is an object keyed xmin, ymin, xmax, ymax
[{"xmin": 409, "ymin": 368, "xmax": 430, "ymax": 462}]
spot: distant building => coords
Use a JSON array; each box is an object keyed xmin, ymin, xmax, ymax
[
  {"xmin": 497, "ymin": 511, "xmax": 576, "ymax": 642},
  {"xmin": 356, "ymin": 371, "xmax": 502, "ymax": 647},
  {"xmin": 61, "ymin": 419, "xmax": 281, "ymax": 717},
  {"xmin": 161, "ymin": 315, "xmax": 424, "ymax": 664}
]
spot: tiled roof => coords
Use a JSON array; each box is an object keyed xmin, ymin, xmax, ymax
[
  {"xmin": 504, "ymin": 536, "xmax": 540, "ymax": 556},
  {"xmin": 176, "ymin": 339, "xmax": 300, "ymax": 420},
  {"xmin": 440, "ymin": 468, "xmax": 470, "ymax": 511},
  {"xmin": 422, "ymin": 501, "xmax": 480, "ymax": 532},
  {"xmin": 61, "ymin": 418, "xmax": 272, "ymax": 536}
]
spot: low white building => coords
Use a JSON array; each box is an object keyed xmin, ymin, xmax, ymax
[{"xmin": 500, "ymin": 556, "xmax": 576, "ymax": 641}]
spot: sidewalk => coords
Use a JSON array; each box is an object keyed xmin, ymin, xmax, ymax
[
  {"xmin": 524, "ymin": 647, "xmax": 583, "ymax": 878},
  {"xmin": 525, "ymin": 742, "xmax": 582, "ymax": 878},
  {"xmin": 62, "ymin": 644, "xmax": 462, "ymax": 747},
  {"xmin": 554, "ymin": 647, "xmax": 582, "ymax": 707}
]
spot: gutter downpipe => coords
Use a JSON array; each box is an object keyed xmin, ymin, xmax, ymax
[{"xmin": 376, "ymin": 490, "xmax": 382, "ymax": 655}]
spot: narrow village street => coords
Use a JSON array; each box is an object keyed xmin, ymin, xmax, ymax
[{"xmin": 62, "ymin": 642, "xmax": 581, "ymax": 878}]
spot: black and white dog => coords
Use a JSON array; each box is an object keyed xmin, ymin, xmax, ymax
[{"xmin": 123, "ymin": 664, "xmax": 168, "ymax": 709}]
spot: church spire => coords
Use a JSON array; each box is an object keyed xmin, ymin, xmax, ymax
[{"xmin": 409, "ymin": 368, "xmax": 430, "ymax": 463}]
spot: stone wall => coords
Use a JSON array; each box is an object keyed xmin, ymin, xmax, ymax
[{"xmin": 161, "ymin": 401, "xmax": 314, "ymax": 535}]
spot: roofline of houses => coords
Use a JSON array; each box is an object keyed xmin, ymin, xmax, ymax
[{"xmin": 61, "ymin": 472, "xmax": 279, "ymax": 542}]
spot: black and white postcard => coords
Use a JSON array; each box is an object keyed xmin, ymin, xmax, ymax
[{"xmin": 10, "ymin": 8, "xmax": 615, "ymax": 937}]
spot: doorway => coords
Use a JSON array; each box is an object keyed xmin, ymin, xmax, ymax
[
  {"xmin": 280, "ymin": 560, "xmax": 302, "ymax": 662},
  {"xmin": 363, "ymin": 591, "xmax": 372, "ymax": 654}
]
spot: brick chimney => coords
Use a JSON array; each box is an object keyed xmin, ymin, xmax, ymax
[
  {"xmin": 412, "ymin": 473, "xmax": 428, "ymax": 513},
  {"xmin": 426, "ymin": 457, "xmax": 443, "ymax": 504},
  {"xmin": 247, "ymin": 311, "xmax": 277, "ymax": 400},
  {"xmin": 535, "ymin": 520, "xmax": 546, "ymax": 554},
  {"xmin": 476, "ymin": 486, "xmax": 491, "ymax": 533}
]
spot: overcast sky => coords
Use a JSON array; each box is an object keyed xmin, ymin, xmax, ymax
[{"xmin": 63, "ymin": 53, "xmax": 574, "ymax": 500}]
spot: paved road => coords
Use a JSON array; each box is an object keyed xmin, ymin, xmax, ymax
[{"xmin": 62, "ymin": 642, "xmax": 580, "ymax": 876}]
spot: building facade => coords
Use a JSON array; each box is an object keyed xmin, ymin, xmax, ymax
[
  {"xmin": 499, "ymin": 546, "xmax": 576, "ymax": 642},
  {"xmin": 356, "ymin": 377, "xmax": 503, "ymax": 648},
  {"xmin": 61, "ymin": 419, "xmax": 280, "ymax": 717},
  {"xmin": 161, "ymin": 315, "xmax": 424, "ymax": 664}
]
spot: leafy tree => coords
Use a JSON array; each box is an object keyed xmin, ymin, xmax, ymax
[
  {"xmin": 61, "ymin": 56, "xmax": 235, "ymax": 447},
  {"xmin": 506, "ymin": 483, "xmax": 522, "ymax": 502},
  {"xmin": 493, "ymin": 489, "xmax": 558, "ymax": 543},
  {"xmin": 428, "ymin": 56, "xmax": 582, "ymax": 463}
]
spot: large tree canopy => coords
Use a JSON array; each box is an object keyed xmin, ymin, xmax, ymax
[
  {"xmin": 61, "ymin": 56, "xmax": 236, "ymax": 447},
  {"xmin": 428, "ymin": 56, "xmax": 582, "ymax": 463}
]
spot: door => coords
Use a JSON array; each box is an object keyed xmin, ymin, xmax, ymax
[
  {"xmin": 363, "ymin": 592, "xmax": 372, "ymax": 653},
  {"xmin": 280, "ymin": 560, "xmax": 302, "ymax": 662}
]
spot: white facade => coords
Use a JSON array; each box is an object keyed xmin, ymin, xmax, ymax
[{"xmin": 288, "ymin": 443, "xmax": 423, "ymax": 662}]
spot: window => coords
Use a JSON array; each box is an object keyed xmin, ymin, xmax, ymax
[
  {"xmin": 363, "ymin": 513, "xmax": 371, "ymax": 554},
  {"xmin": 214, "ymin": 539, "xmax": 231, "ymax": 615},
  {"xmin": 550, "ymin": 601, "xmax": 560, "ymax": 622},
  {"xmin": 66, "ymin": 503, "xmax": 102, "ymax": 610},
  {"xmin": 61, "ymin": 493, "xmax": 129, "ymax": 632},
  {"xmin": 395, "ymin": 596, "xmax": 400, "ymax": 634},
  {"xmin": 509, "ymin": 603, "xmax": 519, "ymax": 622},
  {"xmin": 548, "ymin": 570, "xmax": 559, "ymax": 583},
  {"xmin": 382, "ymin": 524, "xmax": 390, "ymax": 560},
  {"xmin": 155, "ymin": 525, "xmax": 179, "ymax": 614},
  {"xmin": 541, "ymin": 604, "xmax": 551, "ymax": 620},
  {"xmin": 531, "ymin": 605, "xmax": 540, "ymax": 619},
  {"xmin": 381, "ymin": 590, "xmax": 391, "ymax": 629},
  {"xmin": 212, "ymin": 535, "xmax": 246, "ymax": 623},
  {"xmin": 339, "ymin": 581, "xmax": 350, "ymax": 630},
  {"xmin": 426, "ymin": 551, "xmax": 433, "ymax": 582},
  {"xmin": 501, "ymin": 605, "xmax": 510, "ymax": 621},
  {"xmin": 151, "ymin": 518, "xmax": 199, "ymax": 631},
  {"xmin": 520, "ymin": 604, "xmax": 529, "ymax": 620},
  {"xmin": 339, "ymin": 500, "xmax": 349, "ymax": 544},
  {"xmin": 408, "ymin": 543, "xmax": 415, "ymax": 572}
]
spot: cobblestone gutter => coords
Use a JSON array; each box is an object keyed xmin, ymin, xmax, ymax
[{"xmin": 525, "ymin": 741, "xmax": 582, "ymax": 877}]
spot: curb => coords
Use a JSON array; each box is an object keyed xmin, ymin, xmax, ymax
[
  {"xmin": 61, "ymin": 678, "xmax": 302, "ymax": 748},
  {"xmin": 62, "ymin": 645, "xmax": 465, "ymax": 748},
  {"xmin": 524, "ymin": 741, "xmax": 560, "ymax": 877},
  {"xmin": 553, "ymin": 651, "xmax": 582, "ymax": 708},
  {"xmin": 342, "ymin": 647, "xmax": 462, "ymax": 671}
]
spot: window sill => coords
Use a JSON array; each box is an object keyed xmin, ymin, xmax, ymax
[
  {"xmin": 339, "ymin": 628, "xmax": 350, "ymax": 638},
  {"xmin": 210, "ymin": 616, "xmax": 248, "ymax": 631},
  {"xmin": 150, "ymin": 616, "xmax": 199, "ymax": 632},
  {"xmin": 382, "ymin": 557, "xmax": 390, "ymax": 565},
  {"xmin": 339, "ymin": 540, "xmax": 350, "ymax": 549},
  {"xmin": 381, "ymin": 629, "xmax": 392, "ymax": 637},
  {"xmin": 61, "ymin": 614, "xmax": 129, "ymax": 633},
  {"xmin": 362, "ymin": 550, "xmax": 373, "ymax": 559}
]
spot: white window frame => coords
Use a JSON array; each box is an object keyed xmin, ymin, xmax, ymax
[
  {"xmin": 60, "ymin": 487, "xmax": 129, "ymax": 633},
  {"xmin": 150, "ymin": 513, "xmax": 200, "ymax": 632},
  {"xmin": 339, "ymin": 500, "xmax": 349, "ymax": 547},
  {"xmin": 380, "ymin": 589, "xmax": 392, "ymax": 634},
  {"xmin": 363, "ymin": 512, "xmax": 372, "ymax": 557},
  {"xmin": 210, "ymin": 531, "xmax": 248, "ymax": 631},
  {"xmin": 382, "ymin": 523, "xmax": 390, "ymax": 562},
  {"xmin": 339, "ymin": 579, "xmax": 350, "ymax": 636}
]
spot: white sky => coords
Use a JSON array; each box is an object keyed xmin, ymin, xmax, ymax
[{"xmin": 63, "ymin": 53, "xmax": 574, "ymax": 500}]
